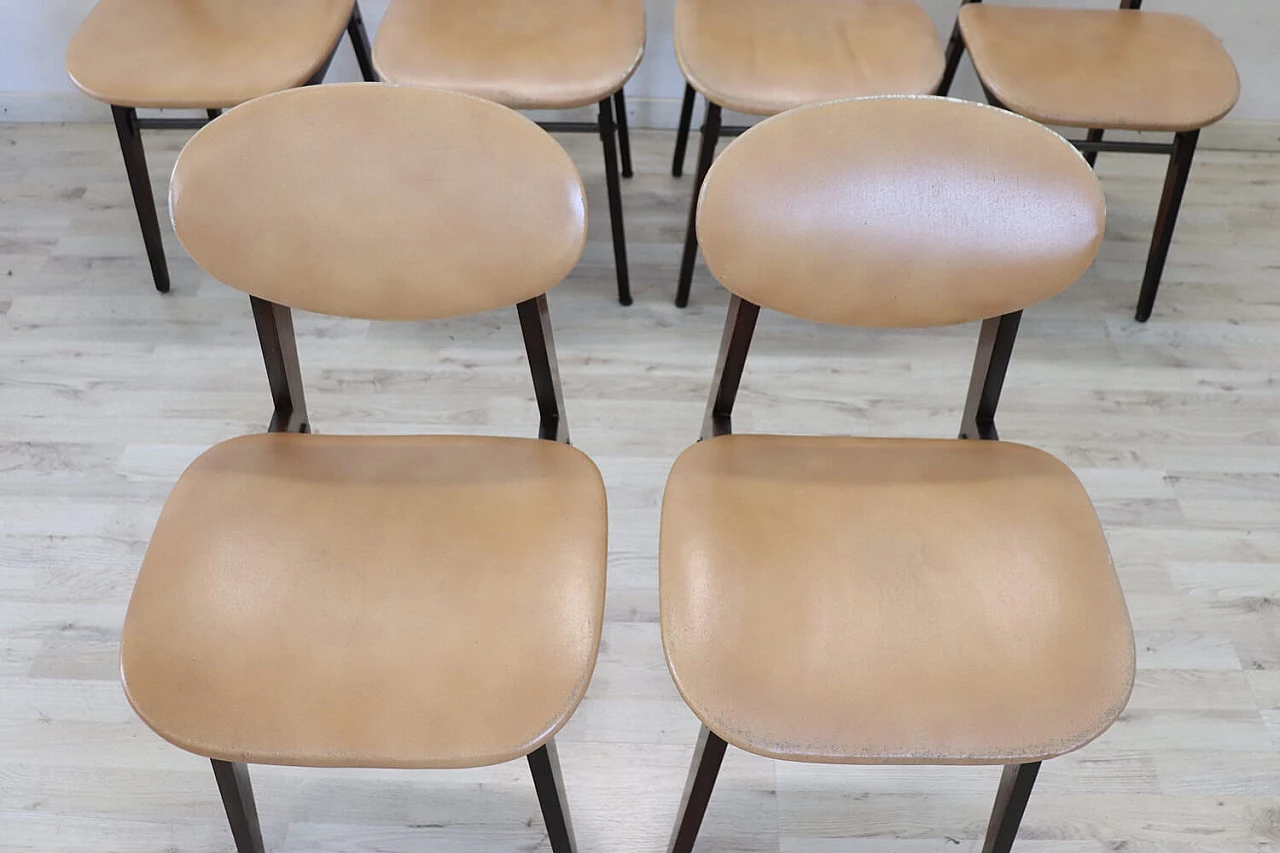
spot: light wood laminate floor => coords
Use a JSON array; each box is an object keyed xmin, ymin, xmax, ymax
[{"xmin": 1, "ymin": 123, "xmax": 1279, "ymax": 852}]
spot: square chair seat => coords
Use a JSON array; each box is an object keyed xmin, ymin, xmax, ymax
[
  {"xmin": 66, "ymin": 0, "xmax": 354, "ymax": 109},
  {"xmin": 959, "ymin": 5, "xmax": 1239, "ymax": 132},
  {"xmin": 660, "ymin": 435, "xmax": 1134, "ymax": 765},
  {"xmin": 121, "ymin": 433, "xmax": 607, "ymax": 769},
  {"xmin": 373, "ymin": 0, "xmax": 646, "ymax": 110},
  {"xmin": 675, "ymin": 0, "xmax": 944, "ymax": 117}
]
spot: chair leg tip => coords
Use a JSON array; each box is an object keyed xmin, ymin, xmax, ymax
[
  {"xmin": 1135, "ymin": 310, "xmax": 1151, "ymax": 322},
  {"xmin": 675, "ymin": 297, "xmax": 689, "ymax": 309},
  {"xmin": 622, "ymin": 169, "xmax": 634, "ymax": 179},
  {"xmin": 619, "ymin": 295, "xmax": 634, "ymax": 306}
]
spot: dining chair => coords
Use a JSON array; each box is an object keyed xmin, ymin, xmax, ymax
[
  {"xmin": 119, "ymin": 83, "xmax": 607, "ymax": 853},
  {"xmin": 65, "ymin": 0, "xmax": 377, "ymax": 294},
  {"xmin": 660, "ymin": 95, "xmax": 1135, "ymax": 853},
  {"xmin": 668, "ymin": 0, "xmax": 946, "ymax": 307},
  {"xmin": 939, "ymin": 0, "xmax": 1239, "ymax": 321},
  {"xmin": 373, "ymin": 0, "xmax": 646, "ymax": 306}
]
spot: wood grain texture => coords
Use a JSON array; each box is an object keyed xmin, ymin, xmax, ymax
[{"xmin": 1, "ymin": 123, "xmax": 1279, "ymax": 851}]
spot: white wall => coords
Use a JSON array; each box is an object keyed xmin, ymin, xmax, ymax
[{"xmin": 0, "ymin": 0, "xmax": 1272, "ymax": 126}]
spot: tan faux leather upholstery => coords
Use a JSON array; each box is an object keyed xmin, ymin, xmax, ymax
[
  {"xmin": 171, "ymin": 84, "xmax": 586, "ymax": 321},
  {"xmin": 696, "ymin": 96, "xmax": 1105, "ymax": 327},
  {"xmin": 959, "ymin": 5, "xmax": 1240, "ymax": 132},
  {"xmin": 66, "ymin": 0, "xmax": 353, "ymax": 109},
  {"xmin": 373, "ymin": 0, "xmax": 646, "ymax": 110},
  {"xmin": 661, "ymin": 435, "xmax": 1134, "ymax": 764},
  {"xmin": 121, "ymin": 433, "xmax": 607, "ymax": 769},
  {"xmin": 674, "ymin": 0, "xmax": 943, "ymax": 117}
]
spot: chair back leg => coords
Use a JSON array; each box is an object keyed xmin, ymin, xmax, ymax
[
  {"xmin": 528, "ymin": 738, "xmax": 579, "ymax": 853},
  {"xmin": 938, "ymin": 17, "xmax": 967, "ymax": 95},
  {"xmin": 673, "ymin": 83, "xmax": 697, "ymax": 177},
  {"xmin": 598, "ymin": 96, "xmax": 633, "ymax": 305},
  {"xmin": 1136, "ymin": 128, "xmax": 1200, "ymax": 321},
  {"xmin": 111, "ymin": 106, "xmax": 170, "ymax": 293},
  {"xmin": 981, "ymin": 762, "xmax": 1041, "ymax": 853},
  {"xmin": 675, "ymin": 101, "xmax": 721, "ymax": 307},
  {"xmin": 212, "ymin": 759, "xmax": 265, "ymax": 853},
  {"xmin": 668, "ymin": 725, "xmax": 728, "ymax": 853},
  {"xmin": 614, "ymin": 89, "xmax": 633, "ymax": 178},
  {"xmin": 347, "ymin": 0, "xmax": 377, "ymax": 82},
  {"xmin": 1082, "ymin": 128, "xmax": 1105, "ymax": 168}
]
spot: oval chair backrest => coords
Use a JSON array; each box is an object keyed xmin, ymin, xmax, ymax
[
  {"xmin": 170, "ymin": 83, "xmax": 587, "ymax": 321},
  {"xmin": 695, "ymin": 96, "xmax": 1106, "ymax": 327}
]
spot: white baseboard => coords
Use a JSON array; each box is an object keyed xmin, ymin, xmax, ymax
[{"xmin": 5, "ymin": 91, "xmax": 1278, "ymax": 152}]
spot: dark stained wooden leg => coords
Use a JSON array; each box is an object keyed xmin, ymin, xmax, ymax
[
  {"xmin": 614, "ymin": 89, "xmax": 633, "ymax": 179},
  {"xmin": 598, "ymin": 97, "xmax": 633, "ymax": 306},
  {"xmin": 347, "ymin": 0, "xmax": 377, "ymax": 82},
  {"xmin": 1135, "ymin": 129, "xmax": 1199, "ymax": 322},
  {"xmin": 517, "ymin": 295, "xmax": 569, "ymax": 444},
  {"xmin": 672, "ymin": 83, "xmax": 697, "ymax": 177},
  {"xmin": 980, "ymin": 762, "xmax": 1041, "ymax": 853},
  {"xmin": 528, "ymin": 739, "xmax": 577, "ymax": 853},
  {"xmin": 938, "ymin": 0, "xmax": 982, "ymax": 97},
  {"xmin": 674, "ymin": 101, "xmax": 721, "ymax": 308},
  {"xmin": 211, "ymin": 760, "xmax": 265, "ymax": 853},
  {"xmin": 668, "ymin": 725, "xmax": 728, "ymax": 853},
  {"xmin": 959, "ymin": 311, "xmax": 1021, "ymax": 441},
  {"xmin": 1082, "ymin": 127, "xmax": 1105, "ymax": 168},
  {"xmin": 250, "ymin": 296, "xmax": 309, "ymax": 434},
  {"xmin": 206, "ymin": 108, "xmax": 222, "ymax": 122},
  {"xmin": 702, "ymin": 295, "xmax": 760, "ymax": 440},
  {"xmin": 978, "ymin": 81, "xmax": 1008, "ymax": 111},
  {"xmin": 110, "ymin": 105, "xmax": 170, "ymax": 294},
  {"xmin": 305, "ymin": 26, "xmax": 345, "ymax": 87}
]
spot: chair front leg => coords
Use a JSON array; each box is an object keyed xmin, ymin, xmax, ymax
[
  {"xmin": 668, "ymin": 725, "xmax": 728, "ymax": 853},
  {"xmin": 528, "ymin": 738, "xmax": 578, "ymax": 853},
  {"xmin": 1135, "ymin": 128, "xmax": 1199, "ymax": 322},
  {"xmin": 938, "ymin": 0, "xmax": 981, "ymax": 96},
  {"xmin": 674, "ymin": 101, "xmax": 721, "ymax": 308},
  {"xmin": 598, "ymin": 96, "xmax": 633, "ymax": 305},
  {"xmin": 981, "ymin": 762, "xmax": 1040, "ymax": 853},
  {"xmin": 110, "ymin": 106, "xmax": 170, "ymax": 293},
  {"xmin": 614, "ymin": 89, "xmax": 633, "ymax": 178},
  {"xmin": 347, "ymin": 0, "xmax": 377, "ymax": 82},
  {"xmin": 212, "ymin": 760, "xmax": 265, "ymax": 853},
  {"xmin": 672, "ymin": 83, "xmax": 697, "ymax": 177}
]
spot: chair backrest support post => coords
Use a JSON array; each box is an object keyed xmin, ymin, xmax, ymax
[
  {"xmin": 251, "ymin": 295, "xmax": 310, "ymax": 435},
  {"xmin": 517, "ymin": 295, "xmax": 571, "ymax": 444},
  {"xmin": 700, "ymin": 295, "xmax": 760, "ymax": 441},
  {"xmin": 959, "ymin": 310, "xmax": 1022, "ymax": 441}
]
